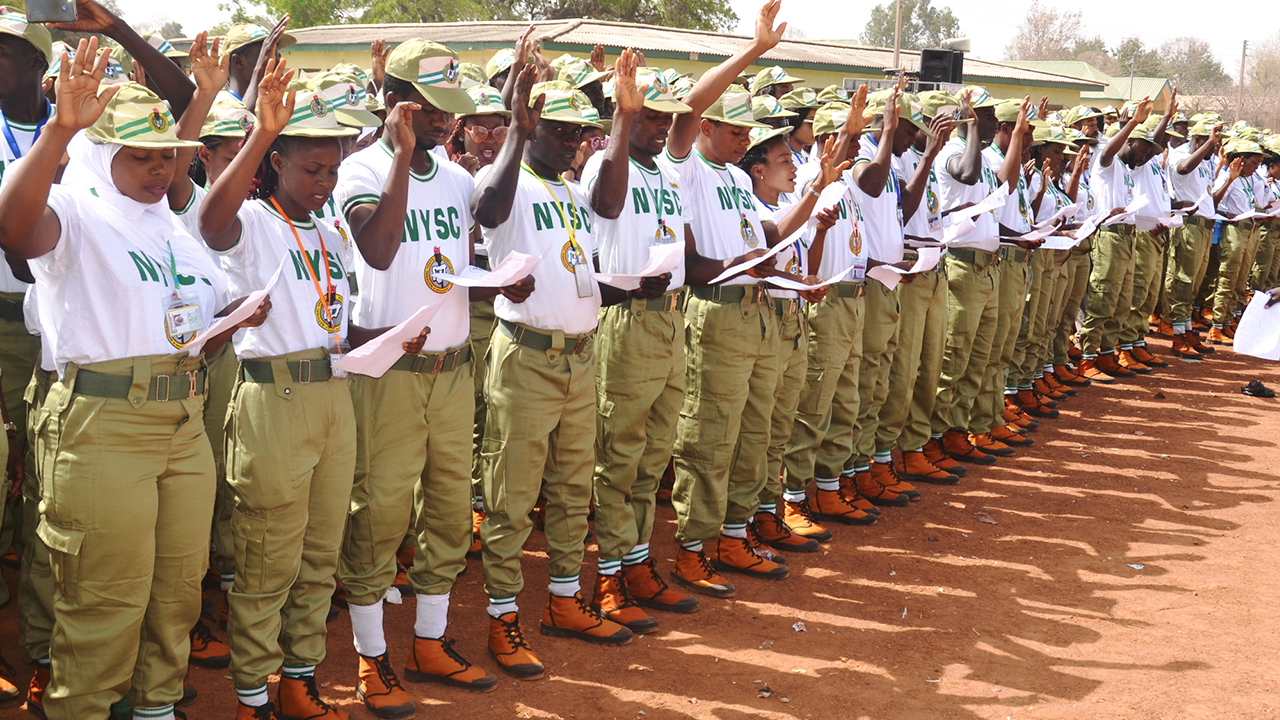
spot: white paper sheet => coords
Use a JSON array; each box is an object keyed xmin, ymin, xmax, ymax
[
  {"xmin": 1233, "ymin": 291, "xmax": 1280, "ymax": 360},
  {"xmin": 1074, "ymin": 213, "xmax": 1104, "ymax": 241},
  {"xmin": 762, "ymin": 265, "xmax": 858, "ymax": 290},
  {"xmin": 941, "ymin": 217, "xmax": 976, "ymax": 245},
  {"xmin": 333, "ymin": 304, "xmax": 445, "ymax": 378},
  {"xmin": 866, "ymin": 247, "xmax": 943, "ymax": 289},
  {"xmin": 1037, "ymin": 234, "xmax": 1082, "ymax": 251},
  {"xmin": 591, "ymin": 242, "xmax": 685, "ymax": 291},
  {"xmin": 708, "ymin": 240, "xmax": 791, "ymax": 285},
  {"xmin": 185, "ymin": 263, "xmax": 284, "ymax": 356},
  {"xmin": 436, "ymin": 249, "xmax": 544, "ymax": 288},
  {"xmin": 946, "ymin": 185, "xmax": 1010, "ymax": 224},
  {"xmin": 1034, "ymin": 202, "xmax": 1081, "ymax": 229}
]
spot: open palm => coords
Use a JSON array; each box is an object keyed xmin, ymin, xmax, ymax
[
  {"xmin": 52, "ymin": 38, "xmax": 118, "ymax": 133},
  {"xmin": 255, "ymin": 59, "xmax": 296, "ymax": 135},
  {"xmin": 188, "ymin": 32, "xmax": 229, "ymax": 93}
]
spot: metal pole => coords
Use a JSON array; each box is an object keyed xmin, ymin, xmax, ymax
[
  {"xmin": 893, "ymin": 0, "xmax": 903, "ymax": 68},
  {"xmin": 1237, "ymin": 40, "xmax": 1248, "ymax": 122}
]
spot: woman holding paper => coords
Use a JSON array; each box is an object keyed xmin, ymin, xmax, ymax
[
  {"xmin": 196, "ymin": 59, "xmax": 425, "ymax": 719},
  {"xmin": 0, "ymin": 39, "xmax": 268, "ymax": 719}
]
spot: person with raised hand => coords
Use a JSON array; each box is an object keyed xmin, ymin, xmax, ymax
[
  {"xmin": 0, "ymin": 36, "xmax": 268, "ymax": 720},
  {"xmin": 199, "ymin": 57, "xmax": 422, "ymax": 720}
]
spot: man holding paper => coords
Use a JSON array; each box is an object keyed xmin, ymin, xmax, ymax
[
  {"xmin": 1207, "ymin": 139, "xmax": 1265, "ymax": 345},
  {"xmin": 1164, "ymin": 120, "xmax": 1222, "ymax": 358},
  {"xmin": 332, "ymin": 40, "xmax": 534, "ymax": 713}
]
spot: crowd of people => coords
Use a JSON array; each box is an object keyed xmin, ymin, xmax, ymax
[{"xmin": 0, "ymin": 0, "xmax": 1274, "ymax": 718}]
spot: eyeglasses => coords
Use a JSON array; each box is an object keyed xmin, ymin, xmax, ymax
[{"xmin": 464, "ymin": 125, "xmax": 509, "ymax": 142}]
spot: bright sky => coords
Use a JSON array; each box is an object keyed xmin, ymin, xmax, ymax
[{"xmin": 111, "ymin": 0, "xmax": 1279, "ymax": 77}]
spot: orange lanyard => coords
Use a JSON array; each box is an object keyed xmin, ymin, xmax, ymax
[{"xmin": 270, "ymin": 196, "xmax": 341, "ymax": 342}]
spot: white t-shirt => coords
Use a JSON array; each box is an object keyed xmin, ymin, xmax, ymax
[
  {"xmin": 1167, "ymin": 145, "xmax": 1216, "ymax": 218},
  {"xmin": 795, "ymin": 164, "xmax": 868, "ymax": 282},
  {"xmin": 0, "ymin": 110, "xmax": 46, "ymax": 294},
  {"xmin": 894, "ymin": 146, "xmax": 943, "ymax": 241},
  {"xmin": 1250, "ymin": 170, "xmax": 1272, "ymax": 211},
  {"xmin": 934, "ymin": 136, "xmax": 1000, "ymax": 251},
  {"xmin": 219, "ymin": 199, "xmax": 354, "ymax": 359},
  {"xmin": 478, "ymin": 166, "xmax": 601, "ymax": 334},
  {"xmin": 983, "ymin": 144, "xmax": 1033, "ymax": 235},
  {"xmin": 1132, "ymin": 157, "xmax": 1172, "ymax": 231},
  {"xmin": 580, "ymin": 153, "xmax": 688, "ymax": 289},
  {"xmin": 1090, "ymin": 153, "xmax": 1135, "ymax": 224},
  {"xmin": 334, "ymin": 141, "xmax": 475, "ymax": 352},
  {"xmin": 34, "ymin": 188, "xmax": 227, "ymax": 373},
  {"xmin": 757, "ymin": 202, "xmax": 804, "ymax": 299},
  {"xmin": 851, "ymin": 134, "xmax": 905, "ymax": 263},
  {"xmin": 1034, "ymin": 174, "xmax": 1072, "ymax": 224},
  {"xmin": 658, "ymin": 148, "xmax": 765, "ymax": 287},
  {"xmin": 173, "ymin": 183, "xmax": 205, "ymax": 239},
  {"xmin": 1213, "ymin": 171, "xmax": 1258, "ymax": 218}
]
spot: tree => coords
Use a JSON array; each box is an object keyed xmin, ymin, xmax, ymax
[
  {"xmin": 1111, "ymin": 37, "xmax": 1162, "ymax": 77},
  {"xmin": 1072, "ymin": 35, "xmax": 1120, "ymax": 75},
  {"xmin": 515, "ymin": 0, "xmax": 737, "ymax": 32},
  {"xmin": 360, "ymin": 0, "xmax": 519, "ymax": 23},
  {"xmin": 1160, "ymin": 37, "xmax": 1230, "ymax": 94},
  {"xmin": 1004, "ymin": 1, "xmax": 1082, "ymax": 61},
  {"xmin": 859, "ymin": 0, "xmax": 962, "ymax": 51}
]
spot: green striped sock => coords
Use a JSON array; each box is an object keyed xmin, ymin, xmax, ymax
[{"xmin": 281, "ymin": 665, "xmax": 314, "ymax": 679}]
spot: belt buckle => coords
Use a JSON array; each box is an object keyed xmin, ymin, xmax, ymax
[
  {"xmin": 298, "ymin": 359, "xmax": 312, "ymax": 384},
  {"xmin": 664, "ymin": 292, "xmax": 679, "ymax": 312},
  {"xmin": 432, "ymin": 353, "xmax": 445, "ymax": 374},
  {"xmin": 188, "ymin": 371, "xmax": 199, "ymax": 398},
  {"xmin": 571, "ymin": 334, "xmax": 590, "ymax": 354},
  {"xmin": 155, "ymin": 375, "xmax": 170, "ymax": 403},
  {"xmin": 787, "ymin": 298, "xmax": 799, "ymax": 315},
  {"xmin": 409, "ymin": 354, "xmax": 427, "ymax": 374},
  {"xmin": 752, "ymin": 285, "xmax": 766, "ymax": 303}
]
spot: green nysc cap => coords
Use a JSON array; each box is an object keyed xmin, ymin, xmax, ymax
[
  {"xmin": 816, "ymin": 84, "xmax": 849, "ymax": 104},
  {"xmin": 748, "ymin": 125, "xmax": 792, "ymax": 149},
  {"xmin": 530, "ymin": 80, "xmax": 602, "ymax": 128},
  {"xmin": 994, "ymin": 98, "xmax": 1037, "ymax": 123},
  {"xmin": 281, "ymin": 89, "xmax": 359, "ymax": 138},
  {"xmin": 457, "ymin": 62, "xmax": 488, "ymax": 89},
  {"xmin": 311, "ymin": 71, "xmax": 383, "ymax": 128},
  {"xmin": 385, "ymin": 39, "xmax": 476, "ymax": 116},
  {"xmin": 222, "ymin": 23, "xmax": 295, "ymax": 56},
  {"xmin": 485, "ymin": 48, "xmax": 515, "ymax": 81},
  {"xmin": 463, "ymin": 85, "xmax": 510, "ymax": 117},
  {"xmin": 1226, "ymin": 138, "xmax": 1263, "ymax": 157},
  {"xmin": 0, "ymin": 7, "xmax": 52, "ymax": 62},
  {"xmin": 552, "ymin": 53, "xmax": 609, "ymax": 88},
  {"xmin": 752, "ymin": 95, "xmax": 797, "ymax": 122},
  {"xmin": 1062, "ymin": 105, "xmax": 1104, "ymax": 127},
  {"xmin": 961, "ymin": 86, "xmax": 1000, "ymax": 109},
  {"xmin": 918, "ymin": 90, "xmax": 973, "ymax": 125},
  {"xmin": 751, "ymin": 65, "xmax": 803, "ymax": 94},
  {"xmin": 778, "ymin": 87, "xmax": 819, "ymax": 110},
  {"xmin": 812, "ymin": 101, "xmax": 850, "ymax": 137},
  {"xmin": 200, "ymin": 98, "xmax": 255, "ymax": 138},
  {"xmin": 86, "ymin": 82, "xmax": 201, "ymax": 149},
  {"xmin": 630, "ymin": 68, "xmax": 691, "ymax": 114},
  {"xmin": 865, "ymin": 89, "xmax": 932, "ymax": 136},
  {"xmin": 702, "ymin": 90, "xmax": 769, "ymax": 128}
]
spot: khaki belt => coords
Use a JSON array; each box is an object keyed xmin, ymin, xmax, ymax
[
  {"xmin": 834, "ymin": 282, "xmax": 865, "ymax": 298},
  {"xmin": 631, "ymin": 289, "xmax": 684, "ymax": 313},
  {"xmin": 690, "ymin": 284, "xmax": 769, "ymax": 304},
  {"xmin": 772, "ymin": 297, "xmax": 800, "ymax": 316},
  {"xmin": 74, "ymin": 367, "xmax": 207, "ymax": 401},
  {"xmin": 948, "ymin": 248, "xmax": 997, "ymax": 269},
  {"xmin": 0, "ymin": 297, "xmax": 22, "ymax": 323},
  {"xmin": 241, "ymin": 356, "xmax": 334, "ymax": 384},
  {"xmin": 1184, "ymin": 215, "xmax": 1211, "ymax": 228},
  {"xmin": 390, "ymin": 345, "xmax": 471, "ymax": 374},
  {"xmin": 498, "ymin": 319, "xmax": 594, "ymax": 355},
  {"xmin": 998, "ymin": 246, "xmax": 1031, "ymax": 263},
  {"xmin": 1102, "ymin": 223, "xmax": 1135, "ymax": 237}
]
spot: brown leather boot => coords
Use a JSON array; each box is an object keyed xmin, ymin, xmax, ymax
[
  {"xmin": 712, "ymin": 535, "xmax": 789, "ymax": 580},
  {"xmin": 24, "ymin": 664, "xmax": 48, "ymax": 719},
  {"xmin": 836, "ymin": 476, "xmax": 881, "ymax": 513},
  {"xmin": 1154, "ymin": 319, "xmax": 1175, "ymax": 338},
  {"xmin": 1042, "ymin": 372, "xmax": 1077, "ymax": 396},
  {"xmin": 895, "ymin": 449, "xmax": 959, "ymax": 485},
  {"xmin": 744, "ymin": 522, "xmax": 786, "ymax": 564},
  {"xmin": 355, "ymin": 653, "xmax": 416, "ymax": 718},
  {"xmin": 855, "ymin": 469, "xmax": 911, "ymax": 506},
  {"xmin": 870, "ymin": 462, "xmax": 920, "ymax": 501},
  {"xmin": 942, "ymin": 429, "xmax": 995, "ymax": 465},
  {"xmin": 1032, "ymin": 377, "xmax": 1066, "ymax": 400},
  {"xmin": 541, "ymin": 592, "xmax": 633, "ymax": 645},
  {"xmin": 1171, "ymin": 335, "xmax": 1202, "ymax": 358},
  {"xmin": 277, "ymin": 675, "xmax": 348, "ymax": 720},
  {"xmin": 1054, "ymin": 365, "xmax": 1090, "ymax": 387},
  {"xmin": 969, "ymin": 432, "xmax": 1015, "ymax": 457},
  {"xmin": 670, "ymin": 548, "xmax": 736, "ymax": 598},
  {"xmin": 810, "ymin": 487, "xmax": 882, "ymax": 521},
  {"xmin": 1068, "ymin": 341, "xmax": 1083, "ymax": 361},
  {"xmin": 1098, "ymin": 352, "xmax": 1135, "ymax": 378},
  {"xmin": 1077, "ymin": 358, "xmax": 1115, "ymax": 383},
  {"xmin": 753, "ymin": 509, "xmax": 819, "ymax": 552},
  {"xmin": 1131, "ymin": 344, "xmax": 1167, "ymax": 367},
  {"xmin": 1186, "ymin": 331, "xmax": 1214, "ymax": 354},
  {"xmin": 622, "ymin": 557, "xmax": 700, "ymax": 613},
  {"xmin": 924, "ymin": 437, "xmax": 967, "ymax": 476},
  {"xmin": 1207, "ymin": 326, "xmax": 1233, "ymax": 345},
  {"xmin": 590, "ymin": 573, "xmax": 658, "ymax": 634},
  {"xmin": 468, "ymin": 508, "xmax": 484, "ymax": 558},
  {"xmin": 235, "ymin": 702, "xmax": 278, "ymax": 720},
  {"xmin": 189, "ymin": 617, "xmax": 230, "ymax": 668},
  {"xmin": 1116, "ymin": 349, "xmax": 1151, "ymax": 374},
  {"xmin": 1016, "ymin": 389, "xmax": 1059, "ymax": 419},
  {"xmin": 781, "ymin": 499, "xmax": 835, "ymax": 541},
  {"xmin": 990, "ymin": 423, "xmax": 1034, "ymax": 447},
  {"xmin": 488, "ymin": 612, "xmax": 544, "ymax": 680},
  {"xmin": 404, "ymin": 636, "xmax": 498, "ymax": 691},
  {"xmin": 393, "ymin": 545, "xmax": 414, "ymax": 594}
]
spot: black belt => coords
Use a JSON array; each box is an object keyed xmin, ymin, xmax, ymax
[
  {"xmin": 0, "ymin": 297, "xmax": 23, "ymax": 323},
  {"xmin": 1236, "ymin": 219, "xmax": 1257, "ymax": 231},
  {"xmin": 772, "ymin": 297, "xmax": 800, "ymax": 316},
  {"xmin": 948, "ymin": 248, "xmax": 997, "ymax": 269},
  {"xmin": 998, "ymin": 246, "xmax": 1030, "ymax": 263},
  {"xmin": 241, "ymin": 356, "xmax": 334, "ymax": 384},
  {"xmin": 389, "ymin": 345, "xmax": 471, "ymax": 374},
  {"xmin": 73, "ymin": 367, "xmax": 207, "ymax": 401},
  {"xmin": 834, "ymin": 282, "xmax": 865, "ymax": 298},
  {"xmin": 1102, "ymin": 223, "xmax": 1135, "ymax": 237},
  {"xmin": 475, "ymin": 254, "xmax": 490, "ymax": 271},
  {"xmin": 498, "ymin": 318, "xmax": 593, "ymax": 355},
  {"xmin": 1184, "ymin": 215, "xmax": 1211, "ymax": 228},
  {"xmin": 689, "ymin": 284, "xmax": 769, "ymax": 303}
]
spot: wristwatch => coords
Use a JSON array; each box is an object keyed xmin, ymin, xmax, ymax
[{"xmin": 807, "ymin": 185, "xmax": 821, "ymax": 198}]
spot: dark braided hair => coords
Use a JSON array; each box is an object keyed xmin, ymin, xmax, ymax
[
  {"xmin": 784, "ymin": 107, "xmax": 813, "ymax": 135},
  {"xmin": 187, "ymin": 135, "xmax": 231, "ymax": 189},
  {"xmin": 246, "ymin": 127, "xmax": 310, "ymax": 201},
  {"xmin": 736, "ymin": 134, "xmax": 787, "ymax": 177}
]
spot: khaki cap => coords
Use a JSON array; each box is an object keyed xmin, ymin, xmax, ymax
[
  {"xmin": 865, "ymin": 89, "xmax": 932, "ymax": 136},
  {"xmin": 281, "ymin": 89, "xmax": 359, "ymax": 138},
  {"xmin": 311, "ymin": 71, "xmax": 382, "ymax": 128},
  {"xmin": 631, "ymin": 68, "xmax": 691, "ymax": 114},
  {"xmin": 0, "ymin": 7, "xmax": 51, "ymax": 62},
  {"xmin": 752, "ymin": 95, "xmax": 797, "ymax": 122},
  {"xmin": 812, "ymin": 101, "xmax": 850, "ymax": 137},
  {"xmin": 748, "ymin": 125, "xmax": 792, "ymax": 149},
  {"xmin": 86, "ymin": 82, "xmax": 201, "ymax": 148},
  {"xmin": 778, "ymin": 87, "xmax": 819, "ymax": 110},
  {"xmin": 751, "ymin": 65, "xmax": 803, "ymax": 94},
  {"xmin": 385, "ymin": 39, "xmax": 475, "ymax": 115},
  {"xmin": 222, "ymin": 24, "xmax": 294, "ymax": 56},
  {"xmin": 200, "ymin": 98, "xmax": 255, "ymax": 138},
  {"xmin": 464, "ymin": 85, "xmax": 510, "ymax": 117},
  {"xmin": 530, "ymin": 80, "xmax": 602, "ymax": 128},
  {"xmin": 702, "ymin": 90, "xmax": 769, "ymax": 129}
]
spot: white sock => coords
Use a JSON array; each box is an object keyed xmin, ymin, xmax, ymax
[
  {"xmin": 815, "ymin": 477, "xmax": 840, "ymax": 492},
  {"xmin": 597, "ymin": 557, "xmax": 623, "ymax": 576},
  {"xmin": 721, "ymin": 522, "xmax": 748, "ymax": 539},
  {"xmin": 133, "ymin": 705, "xmax": 174, "ymax": 720},
  {"xmin": 280, "ymin": 665, "xmax": 315, "ymax": 679},
  {"xmin": 220, "ymin": 572, "xmax": 234, "ymax": 593},
  {"xmin": 622, "ymin": 543, "xmax": 649, "ymax": 566},
  {"xmin": 680, "ymin": 540, "xmax": 703, "ymax": 553},
  {"xmin": 783, "ymin": 489, "xmax": 806, "ymax": 503},
  {"xmin": 237, "ymin": 684, "xmax": 269, "ymax": 707},
  {"xmin": 348, "ymin": 601, "xmax": 386, "ymax": 657},
  {"xmin": 414, "ymin": 593, "xmax": 449, "ymax": 639},
  {"xmin": 548, "ymin": 574, "xmax": 580, "ymax": 597},
  {"xmin": 487, "ymin": 595, "xmax": 518, "ymax": 618}
]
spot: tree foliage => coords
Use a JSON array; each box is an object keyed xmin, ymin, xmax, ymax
[
  {"xmin": 514, "ymin": 0, "xmax": 736, "ymax": 32},
  {"xmin": 1110, "ymin": 37, "xmax": 1162, "ymax": 77},
  {"xmin": 859, "ymin": 0, "xmax": 962, "ymax": 51},
  {"xmin": 1003, "ymin": 1, "xmax": 1082, "ymax": 61},
  {"xmin": 1159, "ymin": 37, "xmax": 1230, "ymax": 94}
]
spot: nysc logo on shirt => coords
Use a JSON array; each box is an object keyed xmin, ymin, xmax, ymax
[
  {"xmin": 561, "ymin": 238, "xmax": 588, "ymax": 274},
  {"xmin": 425, "ymin": 247, "xmax": 455, "ymax": 294},
  {"xmin": 316, "ymin": 291, "xmax": 344, "ymax": 333}
]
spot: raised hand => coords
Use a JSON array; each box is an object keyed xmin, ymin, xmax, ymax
[
  {"xmin": 261, "ymin": 14, "xmax": 291, "ymax": 64},
  {"xmin": 1167, "ymin": 87, "xmax": 1179, "ymax": 119},
  {"xmin": 188, "ymin": 31, "xmax": 229, "ymax": 93},
  {"xmin": 925, "ymin": 113, "xmax": 957, "ymax": 156},
  {"xmin": 514, "ymin": 25, "xmax": 536, "ymax": 65},
  {"xmin": 590, "ymin": 44, "xmax": 606, "ymax": 73},
  {"xmin": 612, "ymin": 48, "xmax": 647, "ymax": 116},
  {"xmin": 753, "ymin": 0, "xmax": 787, "ymax": 51},
  {"xmin": 511, "ymin": 64, "xmax": 545, "ymax": 135},
  {"xmin": 51, "ymin": 38, "xmax": 119, "ymax": 134},
  {"xmin": 1133, "ymin": 97, "xmax": 1153, "ymax": 125},
  {"xmin": 1015, "ymin": 95, "xmax": 1033, "ymax": 132},
  {"xmin": 531, "ymin": 41, "xmax": 553, "ymax": 82},
  {"xmin": 254, "ymin": 59, "xmax": 296, "ymax": 136},
  {"xmin": 384, "ymin": 101, "xmax": 420, "ymax": 155},
  {"xmin": 813, "ymin": 135, "xmax": 852, "ymax": 192},
  {"xmin": 845, "ymin": 83, "xmax": 868, "ymax": 137},
  {"xmin": 881, "ymin": 85, "xmax": 900, "ymax": 138},
  {"xmin": 1036, "ymin": 95, "xmax": 1050, "ymax": 122},
  {"xmin": 370, "ymin": 39, "xmax": 390, "ymax": 90},
  {"xmin": 1073, "ymin": 144, "xmax": 1091, "ymax": 174},
  {"xmin": 815, "ymin": 205, "xmax": 839, "ymax": 231},
  {"xmin": 1229, "ymin": 156, "xmax": 1244, "ymax": 180},
  {"xmin": 457, "ymin": 153, "xmax": 481, "ymax": 174}
]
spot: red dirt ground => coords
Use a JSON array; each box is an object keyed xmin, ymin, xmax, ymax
[{"xmin": 2, "ymin": 333, "xmax": 1279, "ymax": 720}]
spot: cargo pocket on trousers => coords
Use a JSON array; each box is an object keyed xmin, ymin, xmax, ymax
[
  {"xmin": 479, "ymin": 437, "xmax": 507, "ymax": 514},
  {"xmin": 231, "ymin": 511, "xmax": 269, "ymax": 594},
  {"xmin": 37, "ymin": 518, "xmax": 84, "ymax": 600},
  {"xmin": 595, "ymin": 395, "xmax": 615, "ymax": 467},
  {"xmin": 796, "ymin": 368, "xmax": 827, "ymax": 415},
  {"xmin": 342, "ymin": 502, "xmax": 375, "ymax": 572}
]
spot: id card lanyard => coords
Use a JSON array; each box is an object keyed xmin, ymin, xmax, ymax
[
  {"xmin": 523, "ymin": 163, "xmax": 594, "ymax": 298},
  {"xmin": 631, "ymin": 158, "xmax": 678, "ymax": 243},
  {"xmin": 0, "ymin": 100, "xmax": 49, "ymax": 160},
  {"xmin": 696, "ymin": 149, "xmax": 758, "ymax": 248},
  {"xmin": 270, "ymin": 196, "xmax": 348, "ymax": 374},
  {"xmin": 160, "ymin": 238, "xmax": 204, "ymax": 342}
]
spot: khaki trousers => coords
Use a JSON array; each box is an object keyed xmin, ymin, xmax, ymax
[
  {"xmin": 205, "ymin": 342, "xmax": 239, "ymax": 578},
  {"xmin": 1011, "ymin": 250, "xmax": 1055, "ymax": 387},
  {"xmin": 782, "ymin": 290, "xmax": 864, "ymax": 485},
  {"xmin": 470, "ymin": 298, "xmax": 496, "ymax": 494},
  {"xmin": 852, "ymin": 282, "xmax": 900, "ymax": 466},
  {"xmin": 1053, "ymin": 247, "xmax": 1091, "ymax": 366},
  {"xmin": 1081, "ymin": 227, "xmax": 1136, "ymax": 354},
  {"xmin": 672, "ymin": 293, "xmax": 779, "ymax": 542},
  {"xmin": 480, "ymin": 326, "xmax": 596, "ymax": 597},
  {"xmin": 20, "ymin": 367, "xmax": 55, "ymax": 661},
  {"xmin": 759, "ymin": 302, "xmax": 806, "ymax": 505},
  {"xmin": 592, "ymin": 299, "xmax": 685, "ymax": 562},
  {"xmin": 1164, "ymin": 221, "xmax": 1211, "ymax": 325},
  {"xmin": 1121, "ymin": 230, "xmax": 1167, "ymax": 345},
  {"xmin": 1212, "ymin": 222, "xmax": 1251, "ymax": 324},
  {"xmin": 977, "ymin": 251, "xmax": 1029, "ymax": 432},
  {"xmin": 225, "ymin": 348, "xmax": 356, "ymax": 688},
  {"xmin": 933, "ymin": 253, "xmax": 1000, "ymax": 434},
  {"xmin": 338, "ymin": 351, "xmax": 474, "ymax": 607},
  {"xmin": 36, "ymin": 355, "xmax": 213, "ymax": 718},
  {"xmin": 877, "ymin": 267, "xmax": 947, "ymax": 453}
]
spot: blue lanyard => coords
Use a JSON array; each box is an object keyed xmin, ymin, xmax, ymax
[{"xmin": 1, "ymin": 100, "xmax": 49, "ymax": 160}]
